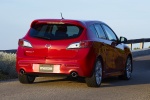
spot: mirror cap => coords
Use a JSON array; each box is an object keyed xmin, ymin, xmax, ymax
[{"xmin": 120, "ymin": 36, "xmax": 127, "ymax": 43}]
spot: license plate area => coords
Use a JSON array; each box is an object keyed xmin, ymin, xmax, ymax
[{"xmin": 39, "ymin": 64, "xmax": 53, "ymax": 72}]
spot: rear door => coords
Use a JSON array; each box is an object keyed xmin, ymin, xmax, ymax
[
  {"xmin": 24, "ymin": 24, "xmax": 50, "ymax": 58},
  {"xmin": 46, "ymin": 24, "xmax": 83, "ymax": 59},
  {"xmin": 27, "ymin": 22, "xmax": 84, "ymax": 59}
]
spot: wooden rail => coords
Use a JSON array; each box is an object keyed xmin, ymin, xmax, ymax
[{"xmin": 126, "ymin": 38, "xmax": 150, "ymax": 50}]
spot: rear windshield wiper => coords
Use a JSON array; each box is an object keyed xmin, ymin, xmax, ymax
[{"xmin": 32, "ymin": 35, "xmax": 51, "ymax": 40}]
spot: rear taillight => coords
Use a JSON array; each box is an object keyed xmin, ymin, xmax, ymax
[
  {"xmin": 18, "ymin": 39, "xmax": 32, "ymax": 48},
  {"xmin": 67, "ymin": 41, "xmax": 93, "ymax": 49}
]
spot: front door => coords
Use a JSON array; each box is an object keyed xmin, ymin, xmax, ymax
[
  {"xmin": 93, "ymin": 24, "xmax": 115, "ymax": 73},
  {"xmin": 101, "ymin": 24, "xmax": 122, "ymax": 73}
]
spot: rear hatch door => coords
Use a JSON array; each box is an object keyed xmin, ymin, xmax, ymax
[{"xmin": 24, "ymin": 20, "xmax": 85, "ymax": 59}]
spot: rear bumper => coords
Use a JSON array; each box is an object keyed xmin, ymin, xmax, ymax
[{"xmin": 16, "ymin": 57, "xmax": 96, "ymax": 77}]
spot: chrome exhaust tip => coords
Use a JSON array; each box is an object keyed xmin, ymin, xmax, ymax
[
  {"xmin": 20, "ymin": 69, "xmax": 25, "ymax": 75},
  {"xmin": 71, "ymin": 72, "xmax": 78, "ymax": 78}
]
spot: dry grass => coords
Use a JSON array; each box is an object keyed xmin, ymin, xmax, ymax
[{"xmin": 0, "ymin": 52, "xmax": 17, "ymax": 80}]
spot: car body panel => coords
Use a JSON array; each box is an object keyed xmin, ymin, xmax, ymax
[{"xmin": 16, "ymin": 19, "xmax": 132, "ymax": 78}]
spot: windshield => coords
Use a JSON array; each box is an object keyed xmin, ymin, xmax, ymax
[{"xmin": 29, "ymin": 24, "xmax": 83, "ymax": 40}]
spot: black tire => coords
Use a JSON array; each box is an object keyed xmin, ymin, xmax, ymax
[
  {"xmin": 119, "ymin": 56, "xmax": 132, "ymax": 80},
  {"xmin": 18, "ymin": 74, "xmax": 35, "ymax": 84},
  {"xmin": 85, "ymin": 59, "xmax": 103, "ymax": 87}
]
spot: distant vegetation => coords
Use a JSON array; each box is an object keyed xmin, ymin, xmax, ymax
[
  {"xmin": 133, "ymin": 46, "xmax": 150, "ymax": 50},
  {"xmin": 0, "ymin": 52, "xmax": 17, "ymax": 80},
  {"xmin": 133, "ymin": 47, "xmax": 140, "ymax": 50}
]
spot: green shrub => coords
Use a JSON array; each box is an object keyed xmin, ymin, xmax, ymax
[{"xmin": 0, "ymin": 52, "xmax": 17, "ymax": 79}]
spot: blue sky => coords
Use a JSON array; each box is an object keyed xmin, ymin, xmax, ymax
[{"xmin": 0, "ymin": 0, "xmax": 150, "ymax": 50}]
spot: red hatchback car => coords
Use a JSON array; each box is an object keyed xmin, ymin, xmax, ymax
[{"xmin": 16, "ymin": 19, "xmax": 132, "ymax": 87}]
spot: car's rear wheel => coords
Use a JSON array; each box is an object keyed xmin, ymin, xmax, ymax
[
  {"xmin": 18, "ymin": 74, "xmax": 35, "ymax": 84},
  {"xmin": 119, "ymin": 56, "xmax": 132, "ymax": 80},
  {"xmin": 85, "ymin": 59, "xmax": 102, "ymax": 87}
]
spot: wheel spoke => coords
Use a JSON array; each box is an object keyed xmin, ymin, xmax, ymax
[
  {"xmin": 95, "ymin": 61, "xmax": 102, "ymax": 85},
  {"xmin": 126, "ymin": 58, "xmax": 132, "ymax": 78}
]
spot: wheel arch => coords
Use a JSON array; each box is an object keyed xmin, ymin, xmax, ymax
[
  {"xmin": 97, "ymin": 55, "xmax": 105, "ymax": 76},
  {"xmin": 97, "ymin": 55, "xmax": 104, "ymax": 67}
]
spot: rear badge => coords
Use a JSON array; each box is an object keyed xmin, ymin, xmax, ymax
[{"xmin": 45, "ymin": 44, "xmax": 51, "ymax": 48}]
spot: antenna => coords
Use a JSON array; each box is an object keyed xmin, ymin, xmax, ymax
[{"xmin": 61, "ymin": 12, "xmax": 64, "ymax": 19}]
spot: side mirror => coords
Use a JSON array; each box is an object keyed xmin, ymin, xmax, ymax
[{"xmin": 120, "ymin": 36, "xmax": 127, "ymax": 43}]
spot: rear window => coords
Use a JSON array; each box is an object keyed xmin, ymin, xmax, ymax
[{"xmin": 29, "ymin": 24, "xmax": 83, "ymax": 40}]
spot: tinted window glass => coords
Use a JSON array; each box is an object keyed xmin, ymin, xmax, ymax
[
  {"xmin": 94, "ymin": 24, "xmax": 106, "ymax": 39},
  {"xmin": 102, "ymin": 25, "xmax": 117, "ymax": 41},
  {"xmin": 29, "ymin": 24, "xmax": 83, "ymax": 40},
  {"xmin": 89, "ymin": 25, "xmax": 98, "ymax": 37}
]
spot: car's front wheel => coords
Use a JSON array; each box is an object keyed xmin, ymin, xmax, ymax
[
  {"xmin": 120, "ymin": 56, "xmax": 132, "ymax": 80},
  {"xmin": 18, "ymin": 74, "xmax": 35, "ymax": 84},
  {"xmin": 85, "ymin": 59, "xmax": 103, "ymax": 87}
]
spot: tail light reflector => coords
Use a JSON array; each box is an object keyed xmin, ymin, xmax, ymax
[
  {"xmin": 18, "ymin": 39, "xmax": 32, "ymax": 48},
  {"xmin": 67, "ymin": 41, "xmax": 93, "ymax": 49}
]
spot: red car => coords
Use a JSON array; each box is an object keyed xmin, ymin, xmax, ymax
[{"xmin": 16, "ymin": 19, "xmax": 132, "ymax": 87}]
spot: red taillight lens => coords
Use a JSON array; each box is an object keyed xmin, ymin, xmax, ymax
[
  {"xmin": 18, "ymin": 39, "xmax": 24, "ymax": 46},
  {"xmin": 80, "ymin": 41, "xmax": 93, "ymax": 48},
  {"xmin": 67, "ymin": 41, "xmax": 93, "ymax": 49},
  {"xmin": 18, "ymin": 39, "xmax": 32, "ymax": 48}
]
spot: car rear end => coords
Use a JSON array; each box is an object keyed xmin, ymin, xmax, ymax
[{"xmin": 16, "ymin": 19, "xmax": 96, "ymax": 80}]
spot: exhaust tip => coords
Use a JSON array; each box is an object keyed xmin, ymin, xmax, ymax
[
  {"xmin": 20, "ymin": 69, "xmax": 25, "ymax": 75},
  {"xmin": 71, "ymin": 72, "xmax": 78, "ymax": 78}
]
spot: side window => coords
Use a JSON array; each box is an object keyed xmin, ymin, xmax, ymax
[
  {"xmin": 89, "ymin": 25, "xmax": 98, "ymax": 37},
  {"xmin": 94, "ymin": 24, "xmax": 106, "ymax": 39},
  {"xmin": 102, "ymin": 24, "xmax": 118, "ymax": 41}
]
